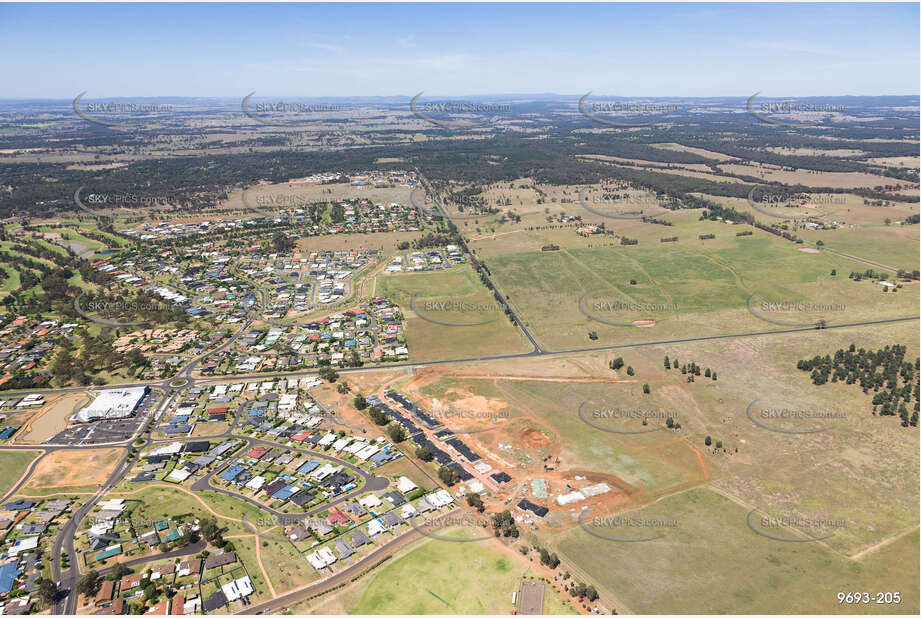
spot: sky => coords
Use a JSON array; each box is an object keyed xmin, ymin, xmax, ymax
[{"xmin": 1, "ymin": 2, "xmax": 918, "ymax": 98}]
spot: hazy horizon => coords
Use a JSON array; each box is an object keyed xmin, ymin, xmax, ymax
[{"xmin": 1, "ymin": 2, "xmax": 918, "ymax": 99}]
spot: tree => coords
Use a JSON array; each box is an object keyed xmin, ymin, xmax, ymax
[
  {"xmin": 466, "ymin": 492, "xmax": 485, "ymax": 512},
  {"xmin": 715, "ymin": 440, "xmax": 723, "ymax": 449},
  {"xmin": 38, "ymin": 579, "xmax": 58, "ymax": 605},
  {"xmin": 353, "ymin": 394, "xmax": 367, "ymax": 410},
  {"xmin": 199, "ymin": 517, "xmax": 222, "ymax": 544},
  {"xmin": 663, "ymin": 355, "xmax": 670, "ymax": 369},
  {"xmin": 438, "ymin": 465, "xmax": 459, "ymax": 486},
  {"xmin": 368, "ymin": 406, "xmax": 389, "ymax": 426},
  {"xmin": 107, "ymin": 563, "xmax": 131, "ymax": 581},
  {"xmin": 626, "ymin": 366, "xmax": 635, "ymax": 376},
  {"xmin": 318, "ymin": 366, "xmax": 339, "ymax": 382},
  {"xmin": 705, "ymin": 435, "xmax": 712, "ymax": 446},
  {"xmin": 387, "ymin": 422, "xmax": 407, "ymax": 443},
  {"xmin": 610, "ymin": 357, "xmax": 624, "ymax": 370},
  {"xmin": 415, "ymin": 446, "xmax": 433, "ymax": 462},
  {"xmin": 642, "ymin": 383, "xmax": 650, "ymax": 394},
  {"xmin": 77, "ymin": 569, "xmax": 100, "ymax": 596}
]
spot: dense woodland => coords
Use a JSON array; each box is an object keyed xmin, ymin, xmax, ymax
[
  {"xmin": 1, "ymin": 97, "xmax": 918, "ymax": 218},
  {"xmin": 797, "ymin": 344, "xmax": 920, "ymax": 427}
]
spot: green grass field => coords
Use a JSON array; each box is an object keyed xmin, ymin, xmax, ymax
[
  {"xmin": 350, "ymin": 528, "xmax": 577, "ymax": 614},
  {"xmin": 469, "ymin": 209, "xmax": 917, "ymax": 352},
  {"xmin": 0, "ymin": 450, "xmax": 42, "ymax": 499},
  {"xmin": 552, "ymin": 487, "xmax": 919, "ymax": 614},
  {"xmin": 375, "ymin": 264, "xmax": 531, "ymax": 360}
]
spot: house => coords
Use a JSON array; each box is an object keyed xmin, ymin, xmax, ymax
[
  {"xmin": 140, "ymin": 530, "xmax": 161, "ymax": 546},
  {"xmin": 396, "ymin": 476, "xmax": 417, "ymax": 494},
  {"xmin": 203, "ymin": 551, "xmax": 236, "ymax": 570},
  {"xmin": 221, "ymin": 576, "xmax": 253, "ymax": 602},
  {"xmin": 288, "ymin": 491, "xmax": 314, "ymax": 507},
  {"xmin": 4, "ymin": 500, "xmax": 33, "ymax": 511},
  {"xmin": 120, "ymin": 573, "xmax": 144, "ymax": 590},
  {"xmin": 351, "ymin": 529, "xmax": 372, "ymax": 547},
  {"xmin": 358, "ymin": 494, "xmax": 382, "ymax": 509},
  {"xmin": 176, "ymin": 559, "xmax": 201, "ymax": 578},
  {"xmin": 0, "ymin": 563, "xmax": 20, "ymax": 595},
  {"xmin": 183, "ymin": 441, "xmax": 210, "ymax": 453},
  {"xmin": 490, "ymin": 471, "xmax": 512, "ymax": 484},
  {"xmin": 94, "ymin": 598, "xmax": 126, "ymax": 615},
  {"xmin": 95, "ymin": 580, "xmax": 116, "ymax": 606},
  {"xmin": 308, "ymin": 519, "xmax": 333, "ymax": 536},
  {"xmin": 8, "ymin": 535, "xmax": 39, "ymax": 557},
  {"xmin": 170, "ymin": 596, "xmax": 185, "ymax": 615},
  {"xmin": 382, "ymin": 491, "xmax": 406, "ymax": 507},
  {"xmin": 333, "ymin": 539, "xmax": 354, "ymax": 559},
  {"xmin": 367, "ymin": 519, "xmax": 386, "ymax": 536},
  {"xmin": 401, "ymin": 503, "xmax": 417, "ymax": 519},
  {"xmin": 381, "ymin": 511, "xmax": 404, "ymax": 528},
  {"xmin": 287, "ymin": 524, "xmax": 310, "ymax": 541},
  {"xmin": 326, "ymin": 508, "xmax": 349, "ymax": 525},
  {"xmin": 517, "ymin": 499, "xmax": 549, "ymax": 518},
  {"xmin": 202, "ymin": 591, "xmax": 227, "ymax": 613},
  {"xmin": 20, "ymin": 523, "xmax": 47, "ymax": 536},
  {"xmin": 145, "ymin": 600, "xmax": 169, "ymax": 615}
]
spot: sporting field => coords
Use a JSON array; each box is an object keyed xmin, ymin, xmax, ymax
[{"xmin": 350, "ymin": 529, "xmax": 577, "ymax": 614}]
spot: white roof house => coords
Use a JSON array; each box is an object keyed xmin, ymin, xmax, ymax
[{"xmin": 396, "ymin": 477, "xmax": 418, "ymax": 494}]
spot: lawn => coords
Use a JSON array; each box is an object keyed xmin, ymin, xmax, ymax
[
  {"xmin": 350, "ymin": 528, "xmax": 575, "ymax": 614},
  {"xmin": 374, "ymin": 264, "xmax": 531, "ymax": 361},
  {"xmin": 0, "ymin": 450, "xmax": 42, "ymax": 499}
]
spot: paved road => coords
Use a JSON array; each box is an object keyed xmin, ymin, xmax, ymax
[
  {"xmin": 97, "ymin": 540, "xmax": 207, "ymax": 576},
  {"xmin": 414, "ymin": 172, "xmax": 544, "ymax": 354},
  {"xmin": 189, "ymin": 435, "xmax": 390, "ymax": 525},
  {"xmin": 50, "ymin": 391, "xmax": 176, "ymax": 614},
  {"xmin": 0, "ymin": 449, "xmax": 49, "ymax": 502},
  {"xmin": 239, "ymin": 507, "xmax": 462, "ymax": 615}
]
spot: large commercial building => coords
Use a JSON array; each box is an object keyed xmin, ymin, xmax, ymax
[{"xmin": 71, "ymin": 386, "xmax": 149, "ymax": 423}]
